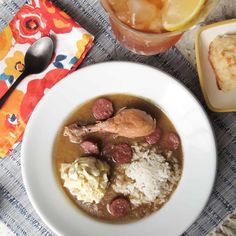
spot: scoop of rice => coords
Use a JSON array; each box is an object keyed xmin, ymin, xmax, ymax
[{"xmin": 112, "ymin": 144, "xmax": 180, "ymax": 207}]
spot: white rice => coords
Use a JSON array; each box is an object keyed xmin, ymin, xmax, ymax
[{"xmin": 112, "ymin": 144, "xmax": 181, "ymax": 207}]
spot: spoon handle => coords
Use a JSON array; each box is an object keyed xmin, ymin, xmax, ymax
[{"xmin": 0, "ymin": 70, "xmax": 29, "ymax": 109}]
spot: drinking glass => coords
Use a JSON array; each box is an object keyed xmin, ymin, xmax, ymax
[{"xmin": 101, "ymin": 0, "xmax": 219, "ymax": 55}]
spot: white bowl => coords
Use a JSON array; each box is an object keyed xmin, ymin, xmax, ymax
[
  {"xmin": 21, "ymin": 62, "xmax": 217, "ymax": 236},
  {"xmin": 196, "ymin": 19, "xmax": 236, "ymax": 112}
]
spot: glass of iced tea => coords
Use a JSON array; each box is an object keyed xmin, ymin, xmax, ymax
[{"xmin": 101, "ymin": 0, "xmax": 219, "ymax": 55}]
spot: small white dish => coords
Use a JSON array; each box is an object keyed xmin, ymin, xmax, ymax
[
  {"xmin": 21, "ymin": 62, "xmax": 216, "ymax": 236},
  {"xmin": 196, "ymin": 19, "xmax": 236, "ymax": 112}
]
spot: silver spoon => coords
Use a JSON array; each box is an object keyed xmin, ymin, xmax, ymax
[{"xmin": 0, "ymin": 36, "xmax": 54, "ymax": 108}]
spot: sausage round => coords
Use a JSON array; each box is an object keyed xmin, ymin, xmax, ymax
[
  {"xmin": 166, "ymin": 132, "xmax": 180, "ymax": 150},
  {"xmin": 108, "ymin": 197, "xmax": 131, "ymax": 217},
  {"xmin": 145, "ymin": 126, "xmax": 162, "ymax": 145},
  {"xmin": 80, "ymin": 140, "xmax": 99, "ymax": 155},
  {"xmin": 92, "ymin": 98, "xmax": 114, "ymax": 121},
  {"xmin": 112, "ymin": 143, "xmax": 133, "ymax": 164}
]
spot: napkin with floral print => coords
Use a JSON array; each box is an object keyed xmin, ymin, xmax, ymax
[{"xmin": 0, "ymin": 0, "xmax": 93, "ymax": 158}]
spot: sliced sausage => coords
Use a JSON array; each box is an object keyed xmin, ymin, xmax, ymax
[
  {"xmin": 112, "ymin": 143, "xmax": 132, "ymax": 164},
  {"xmin": 92, "ymin": 98, "xmax": 114, "ymax": 121},
  {"xmin": 145, "ymin": 126, "xmax": 162, "ymax": 145},
  {"xmin": 166, "ymin": 132, "xmax": 180, "ymax": 150},
  {"xmin": 108, "ymin": 197, "xmax": 131, "ymax": 217},
  {"xmin": 80, "ymin": 140, "xmax": 99, "ymax": 155}
]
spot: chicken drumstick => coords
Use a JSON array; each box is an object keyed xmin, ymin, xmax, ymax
[{"xmin": 64, "ymin": 108, "xmax": 156, "ymax": 143}]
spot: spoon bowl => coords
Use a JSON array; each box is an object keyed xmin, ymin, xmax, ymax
[{"xmin": 25, "ymin": 37, "xmax": 54, "ymax": 74}]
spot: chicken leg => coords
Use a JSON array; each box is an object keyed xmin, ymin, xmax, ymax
[{"xmin": 64, "ymin": 108, "xmax": 156, "ymax": 143}]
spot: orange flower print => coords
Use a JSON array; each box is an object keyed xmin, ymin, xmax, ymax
[
  {"xmin": 39, "ymin": 0, "xmax": 78, "ymax": 33},
  {"xmin": 0, "ymin": 89, "xmax": 26, "ymax": 158},
  {"xmin": 9, "ymin": 5, "xmax": 50, "ymax": 44},
  {"xmin": 4, "ymin": 51, "xmax": 25, "ymax": 80},
  {"xmin": 0, "ymin": 26, "xmax": 12, "ymax": 60}
]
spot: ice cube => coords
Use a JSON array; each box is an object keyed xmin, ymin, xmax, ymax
[
  {"xmin": 148, "ymin": 0, "xmax": 164, "ymax": 9},
  {"xmin": 149, "ymin": 19, "xmax": 163, "ymax": 33},
  {"xmin": 149, "ymin": 10, "xmax": 163, "ymax": 32},
  {"xmin": 108, "ymin": 0, "xmax": 130, "ymax": 24},
  {"xmin": 127, "ymin": 0, "xmax": 158, "ymax": 26},
  {"xmin": 117, "ymin": 12, "xmax": 131, "ymax": 24},
  {"xmin": 108, "ymin": 0, "xmax": 129, "ymax": 13}
]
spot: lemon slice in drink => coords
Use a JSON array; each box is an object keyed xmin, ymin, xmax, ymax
[{"xmin": 163, "ymin": 0, "xmax": 206, "ymax": 31}]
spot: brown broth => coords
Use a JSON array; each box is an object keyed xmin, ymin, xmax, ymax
[{"xmin": 53, "ymin": 94, "xmax": 183, "ymax": 223}]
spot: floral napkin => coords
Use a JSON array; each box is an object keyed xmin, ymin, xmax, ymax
[{"xmin": 0, "ymin": 0, "xmax": 93, "ymax": 158}]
